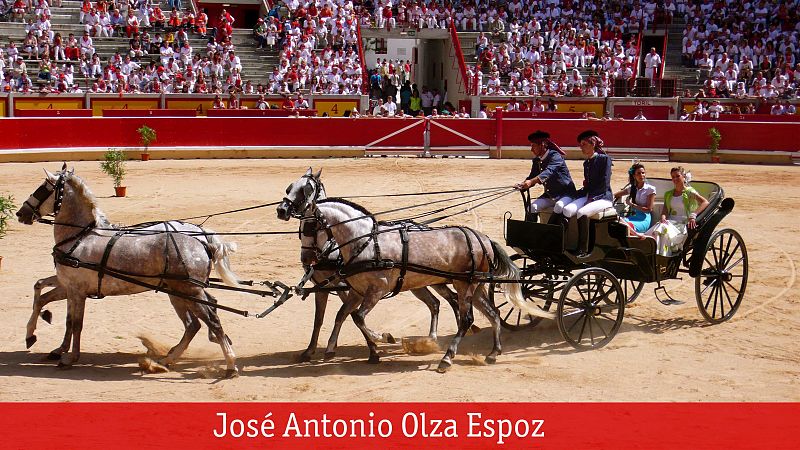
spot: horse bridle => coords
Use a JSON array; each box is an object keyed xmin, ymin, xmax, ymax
[
  {"xmin": 23, "ymin": 172, "xmax": 67, "ymax": 221},
  {"xmin": 283, "ymin": 174, "xmax": 322, "ymax": 219}
]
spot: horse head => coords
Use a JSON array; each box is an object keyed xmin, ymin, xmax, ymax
[
  {"xmin": 17, "ymin": 165, "xmax": 71, "ymax": 225},
  {"xmin": 277, "ymin": 167, "xmax": 324, "ymax": 221}
]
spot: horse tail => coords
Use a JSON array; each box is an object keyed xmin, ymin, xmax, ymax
[
  {"xmin": 489, "ymin": 240, "xmax": 555, "ymax": 320},
  {"xmin": 207, "ymin": 234, "xmax": 240, "ymax": 287}
]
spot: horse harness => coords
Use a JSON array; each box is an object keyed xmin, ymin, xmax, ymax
[
  {"xmin": 303, "ymin": 211, "xmax": 497, "ymax": 299},
  {"xmin": 52, "ymin": 220, "xmax": 213, "ymax": 299}
]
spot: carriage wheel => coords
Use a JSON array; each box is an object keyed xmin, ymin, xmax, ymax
[
  {"xmin": 621, "ymin": 279, "xmax": 645, "ymax": 304},
  {"xmin": 497, "ymin": 271, "xmax": 560, "ymax": 331},
  {"xmin": 557, "ymin": 268, "xmax": 625, "ymax": 350},
  {"xmin": 695, "ymin": 229, "xmax": 748, "ymax": 324}
]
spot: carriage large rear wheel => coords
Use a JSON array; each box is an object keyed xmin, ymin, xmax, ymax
[
  {"xmin": 497, "ymin": 271, "xmax": 561, "ymax": 331},
  {"xmin": 695, "ymin": 229, "xmax": 748, "ymax": 323},
  {"xmin": 557, "ymin": 268, "xmax": 625, "ymax": 350}
]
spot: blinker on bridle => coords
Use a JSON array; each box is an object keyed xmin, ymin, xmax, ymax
[{"xmin": 24, "ymin": 172, "xmax": 67, "ymax": 220}]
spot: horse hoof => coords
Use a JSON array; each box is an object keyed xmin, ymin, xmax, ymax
[
  {"xmin": 436, "ymin": 360, "xmax": 452, "ymax": 374},
  {"xmin": 46, "ymin": 351, "xmax": 61, "ymax": 361},
  {"xmin": 323, "ymin": 352, "xmax": 335, "ymax": 361},
  {"xmin": 298, "ymin": 352, "xmax": 312, "ymax": 363},
  {"xmin": 367, "ymin": 354, "xmax": 380, "ymax": 364},
  {"xmin": 224, "ymin": 368, "xmax": 240, "ymax": 379},
  {"xmin": 57, "ymin": 362, "xmax": 72, "ymax": 370},
  {"xmin": 26, "ymin": 335, "xmax": 37, "ymax": 349},
  {"xmin": 484, "ymin": 355, "xmax": 497, "ymax": 365},
  {"xmin": 383, "ymin": 333, "xmax": 396, "ymax": 344},
  {"xmin": 41, "ymin": 310, "xmax": 52, "ymax": 324}
]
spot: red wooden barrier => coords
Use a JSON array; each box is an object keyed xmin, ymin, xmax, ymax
[
  {"xmin": 102, "ymin": 109, "xmax": 197, "ymax": 117},
  {"xmin": 206, "ymin": 109, "xmax": 318, "ymax": 117},
  {"xmin": 703, "ymin": 114, "xmax": 799, "ymax": 123},
  {"xmin": 15, "ymin": 109, "xmax": 93, "ymax": 117}
]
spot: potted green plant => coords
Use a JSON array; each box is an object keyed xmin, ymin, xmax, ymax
[
  {"xmin": 0, "ymin": 193, "xmax": 16, "ymax": 270},
  {"xmin": 100, "ymin": 149, "xmax": 128, "ymax": 197},
  {"xmin": 136, "ymin": 125, "xmax": 157, "ymax": 161},
  {"xmin": 708, "ymin": 127, "xmax": 722, "ymax": 163}
]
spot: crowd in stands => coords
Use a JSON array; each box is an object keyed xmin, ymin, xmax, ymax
[
  {"xmin": 252, "ymin": 0, "xmax": 365, "ymax": 95},
  {"xmin": 0, "ymin": 0, "xmax": 256, "ymax": 95},
  {"xmin": 682, "ymin": 0, "xmax": 799, "ymax": 100}
]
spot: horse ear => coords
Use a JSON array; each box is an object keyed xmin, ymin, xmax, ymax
[
  {"xmin": 314, "ymin": 168, "xmax": 322, "ymax": 179},
  {"xmin": 61, "ymin": 162, "xmax": 67, "ymax": 171},
  {"xmin": 44, "ymin": 169, "xmax": 56, "ymax": 180},
  {"xmin": 305, "ymin": 167, "xmax": 313, "ymax": 176},
  {"xmin": 69, "ymin": 166, "xmax": 75, "ymax": 175}
]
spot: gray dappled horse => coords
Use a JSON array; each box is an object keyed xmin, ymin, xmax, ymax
[
  {"xmin": 16, "ymin": 168, "xmax": 240, "ymax": 376},
  {"xmin": 277, "ymin": 169, "xmax": 554, "ymax": 372},
  {"xmin": 24, "ymin": 221, "xmax": 236, "ymax": 356},
  {"xmin": 287, "ymin": 170, "xmax": 462, "ymax": 363}
]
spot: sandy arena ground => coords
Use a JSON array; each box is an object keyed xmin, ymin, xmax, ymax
[{"xmin": 0, "ymin": 158, "xmax": 797, "ymax": 402}]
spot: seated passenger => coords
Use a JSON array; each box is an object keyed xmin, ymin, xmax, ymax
[
  {"xmin": 562, "ymin": 130, "xmax": 613, "ymax": 258},
  {"xmin": 646, "ymin": 167, "xmax": 709, "ymax": 256},
  {"xmin": 514, "ymin": 130, "xmax": 576, "ymax": 225},
  {"xmin": 614, "ymin": 163, "xmax": 656, "ymax": 237}
]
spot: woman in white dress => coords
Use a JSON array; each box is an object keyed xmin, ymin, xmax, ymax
[{"xmin": 647, "ymin": 167, "xmax": 709, "ymax": 256}]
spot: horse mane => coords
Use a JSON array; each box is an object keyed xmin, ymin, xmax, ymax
[
  {"xmin": 318, "ymin": 197, "xmax": 374, "ymax": 217},
  {"xmin": 317, "ymin": 197, "xmax": 428, "ymax": 229},
  {"xmin": 66, "ymin": 175, "xmax": 112, "ymax": 228}
]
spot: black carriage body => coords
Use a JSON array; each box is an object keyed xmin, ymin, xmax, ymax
[{"xmin": 506, "ymin": 178, "xmax": 731, "ymax": 284}]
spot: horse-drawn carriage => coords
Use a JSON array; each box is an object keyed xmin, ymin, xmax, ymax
[
  {"xmin": 16, "ymin": 166, "xmax": 748, "ymax": 375},
  {"xmin": 498, "ymin": 177, "xmax": 748, "ymax": 350}
]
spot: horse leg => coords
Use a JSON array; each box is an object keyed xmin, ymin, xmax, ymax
[
  {"xmin": 472, "ymin": 284, "xmax": 502, "ymax": 364},
  {"xmin": 26, "ymin": 277, "xmax": 66, "ymax": 349},
  {"xmin": 351, "ymin": 292, "xmax": 383, "ymax": 364},
  {"xmin": 300, "ymin": 291, "xmax": 329, "ymax": 362},
  {"xmin": 47, "ymin": 307, "xmax": 73, "ymax": 360},
  {"xmin": 58, "ymin": 294, "xmax": 87, "ymax": 368},
  {"xmin": 323, "ymin": 293, "xmax": 363, "ymax": 361},
  {"xmin": 431, "ymin": 283, "xmax": 480, "ymax": 334},
  {"xmin": 191, "ymin": 292, "xmax": 237, "ymax": 377},
  {"xmin": 437, "ymin": 281, "xmax": 477, "ymax": 373},
  {"xmin": 158, "ymin": 295, "xmax": 202, "ymax": 369},
  {"xmin": 410, "ymin": 287, "xmax": 440, "ymax": 340},
  {"xmin": 342, "ymin": 289, "xmax": 394, "ymax": 344},
  {"xmin": 431, "ymin": 283, "xmax": 460, "ymax": 325}
]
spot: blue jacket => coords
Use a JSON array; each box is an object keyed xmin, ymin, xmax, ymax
[
  {"xmin": 527, "ymin": 149, "xmax": 577, "ymax": 200},
  {"xmin": 576, "ymin": 153, "xmax": 613, "ymax": 202}
]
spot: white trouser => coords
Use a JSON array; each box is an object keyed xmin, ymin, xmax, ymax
[
  {"xmin": 529, "ymin": 196, "xmax": 573, "ymax": 214},
  {"xmin": 562, "ymin": 197, "xmax": 613, "ymax": 219}
]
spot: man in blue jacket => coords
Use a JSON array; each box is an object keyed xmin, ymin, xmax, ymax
[{"xmin": 515, "ymin": 130, "xmax": 576, "ymax": 226}]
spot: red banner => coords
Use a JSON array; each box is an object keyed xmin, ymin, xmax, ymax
[{"xmin": 1, "ymin": 402, "xmax": 795, "ymax": 449}]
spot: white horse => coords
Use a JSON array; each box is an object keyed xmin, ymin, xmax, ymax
[
  {"xmin": 16, "ymin": 168, "xmax": 240, "ymax": 376},
  {"xmin": 288, "ymin": 170, "xmax": 462, "ymax": 362},
  {"xmin": 278, "ymin": 170, "xmax": 554, "ymax": 372}
]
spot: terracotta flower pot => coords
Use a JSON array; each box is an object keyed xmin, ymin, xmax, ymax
[
  {"xmin": 115, "ymin": 186, "xmax": 127, "ymax": 197},
  {"xmin": 141, "ymin": 153, "xmax": 150, "ymax": 161},
  {"xmin": 710, "ymin": 155, "xmax": 721, "ymax": 163}
]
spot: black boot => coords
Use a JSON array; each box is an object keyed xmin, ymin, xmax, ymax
[
  {"xmin": 547, "ymin": 212, "xmax": 562, "ymax": 225},
  {"xmin": 575, "ymin": 216, "xmax": 591, "ymax": 258}
]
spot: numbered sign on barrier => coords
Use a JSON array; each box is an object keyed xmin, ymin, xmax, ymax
[{"xmin": 314, "ymin": 100, "xmax": 358, "ymax": 117}]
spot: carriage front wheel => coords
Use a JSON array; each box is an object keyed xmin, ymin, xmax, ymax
[
  {"xmin": 557, "ymin": 268, "xmax": 625, "ymax": 350},
  {"xmin": 695, "ymin": 228, "xmax": 748, "ymax": 324}
]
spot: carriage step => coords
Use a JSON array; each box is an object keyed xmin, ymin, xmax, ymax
[{"xmin": 654, "ymin": 286, "xmax": 684, "ymax": 305}]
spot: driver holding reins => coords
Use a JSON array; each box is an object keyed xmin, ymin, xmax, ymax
[{"xmin": 514, "ymin": 130, "xmax": 576, "ymax": 227}]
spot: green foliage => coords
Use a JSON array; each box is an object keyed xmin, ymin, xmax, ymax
[
  {"xmin": 100, "ymin": 149, "xmax": 127, "ymax": 187},
  {"xmin": 137, "ymin": 125, "xmax": 157, "ymax": 151},
  {"xmin": 708, "ymin": 127, "xmax": 722, "ymax": 155},
  {"xmin": 0, "ymin": 193, "xmax": 15, "ymax": 238}
]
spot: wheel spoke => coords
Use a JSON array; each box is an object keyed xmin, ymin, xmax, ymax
[
  {"xmin": 590, "ymin": 314, "xmax": 610, "ymax": 339},
  {"xmin": 587, "ymin": 312, "xmax": 595, "ymax": 346},
  {"xmin": 723, "ymin": 279, "xmax": 741, "ymax": 295},
  {"xmin": 721, "ymin": 240, "xmax": 741, "ymax": 269},
  {"xmin": 711, "ymin": 283, "xmax": 721, "ymax": 319},
  {"xmin": 700, "ymin": 277, "xmax": 718, "ymax": 296},
  {"xmin": 577, "ymin": 314, "xmax": 588, "ymax": 343},
  {"xmin": 502, "ymin": 308, "xmax": 514, "ymax": 323},
  {"xmin": 721, "ymin": 281, "xmax": 734, "ymax": 314},
  {"xmin": 496, "ymin": 301, "xmax": 509, "ymax": 309},
  {"xmin": 725, "ymin": 256, "xmax": 745, "ymax": 272}
]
